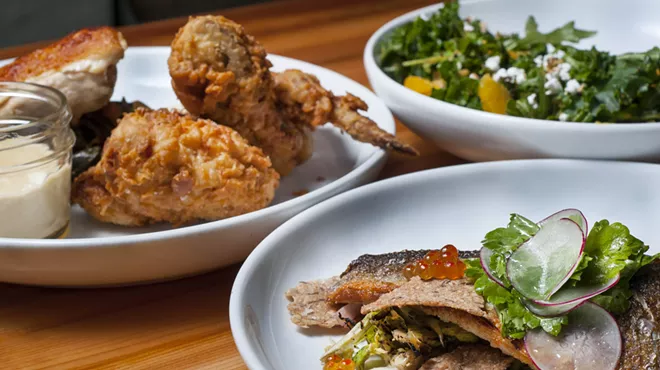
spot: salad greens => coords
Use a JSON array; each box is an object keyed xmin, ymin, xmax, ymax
[
  {"xmin": 323, "ymin": 308, "xmax": 479, "ymax": 370},
  {"xmin": 378, "ymin": 2, "xmax": 660, "ymax": 123},
  {"xmin": 466, "ymin": 213, "xmax": 658, "ymax": 339}
]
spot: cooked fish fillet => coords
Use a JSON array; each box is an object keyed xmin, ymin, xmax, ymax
[
  {"xmin": 327, "ymin": 249, "xmax": 479, "ymax": 304},
  {"xmin": 287, "ymin": 250, "xmax": 660, "ymax": 369},
  {"xmin": 419, "ymin": 344, "xmax": 514, "ymax": 370},
  {"xmin": 617, "ymin": 260, "xmax": 660, "ymax": 369},
  {"xmin": 0, "ymin": 27, "xmax": 127, "ymax": 123}
]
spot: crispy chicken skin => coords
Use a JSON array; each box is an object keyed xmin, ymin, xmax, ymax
[
  {"xmin": 273, "ymin": 69, "xmax": 418, "ymax": 155},
  {"xmin": 0, "ymin": 27, "xmax": 127, "ymax": 123},
  {"xmin": 169, "ymin": 15, "xmax": 309, "ymax": 175},
  {"xmin": 168, "ymin": 16, "xmax": 417, "ymax": 175},
  {"xmin": 72, "ymin": 108, "xmax": 279, "ymax": 226}
]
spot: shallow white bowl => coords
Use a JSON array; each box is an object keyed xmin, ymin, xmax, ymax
[
  {"xmin": 0, "ymin": 47, "xmax": 394, "ymax": 286},
  {"xmin": 364, "ymin": 0, "xmax": 660, "ymax": 162},
  {"xmin": 230, "ymin": 159, "xmax": 660, "ymax": 370}
]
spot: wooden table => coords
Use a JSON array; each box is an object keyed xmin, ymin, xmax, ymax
[{"xmin": 0, "ymin": 0, "xmax": 463, "ymax": 368}]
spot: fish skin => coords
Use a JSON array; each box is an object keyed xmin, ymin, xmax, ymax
[
  {"xmin": 618, "ymin": 261, "xmax": 660, "ymax": 370},
  {"xmin": 327, "ymin": 249, "xmax": 479, "ymax": 304}
]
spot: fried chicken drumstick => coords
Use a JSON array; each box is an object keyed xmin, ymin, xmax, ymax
[
  {"xmin": 168, "ymin": 16, "xmax": 417, "ymax": 175},
  {"xmin": 73, "ymin": 108, "xmax": 279, "ymax": 226}
]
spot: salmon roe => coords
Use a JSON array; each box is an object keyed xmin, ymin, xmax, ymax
[
  {"xmin": 323, "ymin": 355, "xmax": 355, "ymax": 370},
  {"xmin": 403, "ymin": 245, "xmax": 466, "ymax": 281}
]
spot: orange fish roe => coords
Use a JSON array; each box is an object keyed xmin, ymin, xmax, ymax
[
  {"xmin": 323, "ymin": 355, "xmax": 355, "ymax": 370},
  {"xmin": 403, "ymin": 244, "xmax": 466, "ymax": 281}
]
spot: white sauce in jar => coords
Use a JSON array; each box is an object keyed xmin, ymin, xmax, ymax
[{"xmin": 0, "ymin": 138, "xmax": 71, "ymax": 238}]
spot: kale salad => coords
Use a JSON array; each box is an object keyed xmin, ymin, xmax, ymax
[{"xmin": 378, "ymin": 2, "xmax": 660, "ymax": 123}]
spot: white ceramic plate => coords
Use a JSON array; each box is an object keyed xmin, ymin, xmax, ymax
[
  {"xmin": 230, "ymin": 159, "xmax": 660, "ymax": 370},
  {"xmin": 364, "ymin": 0, "xmax": 660, "ymax": 162},
  {"xmin": 0, "ymin": 47, "xmax": 394, "ymax": 286}
]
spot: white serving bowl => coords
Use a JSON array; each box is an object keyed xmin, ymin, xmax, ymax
[
  {"xmin": 364, "ymin": 0, "xmax": 660, "ymax": 162},
  {"xmin": 230, "ymin": 159, "xmax": 660, "ymax": 369}
]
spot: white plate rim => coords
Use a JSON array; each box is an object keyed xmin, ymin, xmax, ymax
[
  {"xmin": 0, "ymin": 47, "xmax": 392, "ymax": 247},
  {"xmin": 364, "ymin": 1, "xmax": 660, "ymax": 129},
  {"xmin": 229, "ymin": 158, "xmax": 660, "ymax": 370}
]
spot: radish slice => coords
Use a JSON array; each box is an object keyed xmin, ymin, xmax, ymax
[
  {"xmin": 539, "ymin": 209, "xmax": 588, "ymax": 237},
  {"xmin": 507, "ymin": 218, "xmax": 585, "ymax": 301},
  {"xmin": 523, "ymin": 274, "xmax": 620, "ymax": 317},
  {"xmin": 523, "ymin": 298, "xmax": 585, "ymax": 318},
  {"xmin": 480, "ymin": 247, "xmax": 508, "ymax": 287},
  {"xmin": 525, "ymin": 302, "xmax": 622, "ymax": 370}
]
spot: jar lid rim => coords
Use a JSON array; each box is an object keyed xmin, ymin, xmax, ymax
[{"xmin": 0, "ymin": 81, "xmax": 72, "ymax": 134}]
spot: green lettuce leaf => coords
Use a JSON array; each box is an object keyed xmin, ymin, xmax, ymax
[
  {"xmin": 520, "ymin": 16, "xmax": 596, "ymax": 46},
  {"xmin": 581, "ymin": 220, "xmax": 647, "ymax": 284},
  {"xmin": 467, "ymin": 258, "xmax": 566, "ymax": 338},
  {"xmin": 481, "ymin": 213, "xmax": 538, "ymax": 286}
]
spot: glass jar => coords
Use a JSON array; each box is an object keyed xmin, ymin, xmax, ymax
[{"xmin": 0, "ymin": 82, "xmax": 75, "ymax": 239}]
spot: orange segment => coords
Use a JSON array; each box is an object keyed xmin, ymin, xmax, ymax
[
  {"xmin": 478, "ymin": 74, "xmax": 511, "ymax": 115},
  {"xmin": 403, "ymin": 75, "xmax": 434, "ymax": 96}
]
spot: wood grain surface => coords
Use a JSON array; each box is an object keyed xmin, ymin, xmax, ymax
[{"xmin": 0, "ymin": 0, "xmax": 463, "ymax": 368}]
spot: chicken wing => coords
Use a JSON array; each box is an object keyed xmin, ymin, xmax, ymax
[
  {"xmin": 273, "ymin": 69, "xmax": 418, "ymax": 155},
  {"xmin": 72, "ymin": 108, "xmax": 279, "ymax": 226},
  {"xmin": 0, "ymin": 27, "xmax": 127, "ymax": 123},
  {"xmin": 168, "ymin": 16, "xmax": 417, "ymax": 175}
]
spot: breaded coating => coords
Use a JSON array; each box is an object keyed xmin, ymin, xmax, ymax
[
  {"xmin": 168, "ymin": 16, "xmax": 417, "ymax": 175},
  {"xmin": 72, "ymin": 108, "xmax": 279, "ymax": 226},
  {"xmin": 168, "ymin": 15, "xmax": 310, "ymax": 175},
  {"xmin": 273, "ymin": 70, "xmax": 418, "ymax": 155},
  {"xmin": 0, "ymin": 27, "xmax": 127, "ymax": 123}
]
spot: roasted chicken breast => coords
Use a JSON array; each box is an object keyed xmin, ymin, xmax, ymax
[{"xmin": 0, "ymin": 27, "xmax": 127, "ymax": 123}]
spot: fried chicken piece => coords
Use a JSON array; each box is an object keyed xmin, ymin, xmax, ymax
[
  {"xmin": 273, "ymin": 70, "xmax": 418, "ymax": 155},
  {"xmin": 168, "ymin": 16, "xmax": 416, "ymax": 175},
  {"xmin": 0, "ymin": 27, "xmax": 127, "ymax": 123},
  {"xmin": 72, "ymin": 108, "xmax": 279, "ymax": 226},
  {"xmin": 169, "ymin": 15, "xmax": 310, "ymax": 175}
]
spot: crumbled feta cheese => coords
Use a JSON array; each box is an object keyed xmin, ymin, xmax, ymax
[
  {"xmin": 547, "ymin": 43, "xmax": 556, "ymax": 53},
  {"xmin": 492, "ymin": 66, "xmax": 526, "ymax": 84},
  {"xmin": 544, "ymin": 75, "xmax": 562, "ymax": 94},
  {"xmin": 558, "ymin": 63, "xmax": 572, "ymax": 81},
  {"xmin": 527, "ymin": 93, "xmax": 539, "ymax": 109},
  {"xmin": 456, "ymin": 61, "xmax": 463, "ymax": 70},
  {"xmin": 485, "ymin": 56, "xmax": 501, "ymax": 71},
  {"xmin": 565, "ymin": 79, "xmax": 582, "ymax": 94},
  {"xmin": 534, "ymin": 56, "xmax": 543, "ymax": 67},
  {"xmin": 469, "ymin": 73, "xmax": 479, "ymax": 80},
  {"xmin": 536, "ymin": 50, "xmax": 569, "ymax": 72},
  {"xmin": 507, "ymin": 67, "xmax": 527, "ymax": 84},
  {"xmin": 559, "ymin": 113, "xmax": 569, "ymax": 121},
  {"xmin": 464, "ymin": 22, "xmax": 475, "ymax": 32},
  {"xmin": 493, "ymin": 68, "xmax": 508, "ymax": 82}
]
